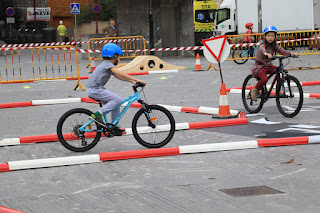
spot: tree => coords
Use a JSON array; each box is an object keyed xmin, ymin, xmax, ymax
[{"xmin": 76, "ymin": 0, "xmax": 116, "ymax": 24}]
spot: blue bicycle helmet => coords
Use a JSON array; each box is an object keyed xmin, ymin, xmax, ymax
[
  {"xmin": 264, "ymin": 25, "xmax": 278, "ymax": 34},
  {"xmin": 101, "ymin": 43, "xmax": 123, "ymax": 58}
]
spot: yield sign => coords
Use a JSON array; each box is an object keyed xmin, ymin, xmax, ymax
[{"xmin": 202, "ymin": 35, "xmax": 230, "ymax": 63}]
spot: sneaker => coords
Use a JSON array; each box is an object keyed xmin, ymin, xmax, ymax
[
  {"xmin": 90, "ymin": 112, "xmax": 106, "ymax": 127},
  {"xmin": 112, "ymin": 126, "xmax": 125, "ymax": 136}
]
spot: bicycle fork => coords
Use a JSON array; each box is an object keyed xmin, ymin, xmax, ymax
[{"xmin": 139, "ymin": 100, "xmax": 156, "ymax": 128}]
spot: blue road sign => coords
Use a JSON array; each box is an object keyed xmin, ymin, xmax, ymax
[
  {"xmin": 6, "ymin": 7, "xmax": 15, "ymax": 16},
  {"xmin": 70, "ymin": 3, "xmax": 80, "ymax": 14},
  {"xmin": 93, "ymin": 4, "xmax": 101, "ymax": 14}
]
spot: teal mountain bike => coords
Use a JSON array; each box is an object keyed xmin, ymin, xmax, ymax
[
  {"xmin": 57, "ymin": 83, "xmax": 176, "ymax": 152},
  {"xmin": 232, "ymin": 40, "xmax": 262, "ymax": 64}
]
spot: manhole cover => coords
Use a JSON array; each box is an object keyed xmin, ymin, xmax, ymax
[{"xmin": 219, "ymin": 186, "xmax": 284, "ymax": 197}]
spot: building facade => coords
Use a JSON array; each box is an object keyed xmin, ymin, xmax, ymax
[{"xmin": 117, "ymin": 0, "xmax": 223, "ymax": 56}]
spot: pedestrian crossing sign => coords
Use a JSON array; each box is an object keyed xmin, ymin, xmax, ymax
[{"xmin": 70, "ymin": 3, "xmax": 80, "ymax": 14}]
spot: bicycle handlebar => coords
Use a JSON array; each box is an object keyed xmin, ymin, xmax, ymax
[
  {"xmin": 132, "ymin": 82, "xmax": 145, "ymax": 92},
  {"xmin": 266, "ymin": 54, "xmax": 298, "ymax": 60}
]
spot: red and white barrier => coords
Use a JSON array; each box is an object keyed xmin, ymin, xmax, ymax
[
  {"xmin": 1, "ymin": 135, "xmax": 319, "ymax": 173},
  {"xmin": 228, "ymin": 88, "xmax": 320, "ymax": 99},
  {"xmin": 0, "ymin": 206, "xmax": 26, "ymax": 213},
  {"xmin": 0, "ymin": 97, "xmax": 240, "ymax": 117},
  {"xmin": 0, "ymin": 117, "xmax": 248, "ymax": 147}
]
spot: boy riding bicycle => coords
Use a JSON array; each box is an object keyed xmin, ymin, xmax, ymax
[
  {"xmin": 250, "ymin": 25, "xmax": 299, "ymax": 101},
  {"xmin": 86, "ymin": 43, "xmax": 147, "ymax": 135}
]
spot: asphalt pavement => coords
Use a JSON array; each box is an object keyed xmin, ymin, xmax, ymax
[{"xmin": 0, "ymin": 53, "xmax": 320, "ymax": 213}]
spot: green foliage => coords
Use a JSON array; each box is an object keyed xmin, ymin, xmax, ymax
[{"xmin": 76, "ymin": 0, "xmax": 116, "ymax": 24}]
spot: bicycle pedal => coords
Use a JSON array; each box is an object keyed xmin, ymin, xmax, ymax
[{"xmin": 102, "ymin": 129, "xmax": 114, "ymax": 138}]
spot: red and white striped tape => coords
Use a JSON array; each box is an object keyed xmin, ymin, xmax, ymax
[
  {"xmin": 0, "ymin": 135, "xmax": 319, "ymax": 172},
  {"xmin": 0, "ymin": 117, "xmax": 248, "ymax": 147},
  {"xmin": 0, "ymin": 38, "xmax": 145, "ymax": 49},
  {"xmin": 3, "ymin": 36, "xmax": 319, "ymax": 53}
]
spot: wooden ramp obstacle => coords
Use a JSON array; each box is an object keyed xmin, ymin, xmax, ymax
[{"xmin": 118, "ymin": 56, "xmax": 186, "ymax": 73}]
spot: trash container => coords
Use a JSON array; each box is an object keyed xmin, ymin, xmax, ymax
[
  {"xmin": 18, "ymin": 28, "xmax": 26, "ymax": 43},
  {"xmin": 24, "ymin": 29, "xmax": 32, "ymax": 43},
  {"xmin": 32, "ymin": 29, "xmax": 43, "ymax": 43},
  {"xmin": 42, "ymin": 28, "xmax": 57, "ymax": 43}
]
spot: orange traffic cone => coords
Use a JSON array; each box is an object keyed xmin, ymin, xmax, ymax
[
  {"xmin": 90, "ymin": 57, "xmax": 96, "ymax": 73},
  {"xmin": 193, "ymin": 53, "xmax": 204, "ymax": 71},
  {"xmin": 218, "ymin": 83, "xmax": 231, "ymax": 117}
]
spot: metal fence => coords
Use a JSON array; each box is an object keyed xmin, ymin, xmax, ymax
[
  {"xmin": 0, "ymin": 45, "xmax": 84, "ymax": 90},
  {"xmin": 228, "ymin": 30, "xmax": 320, "ymax": 61},
  {"xmin": 87, "ymin": 36, "xmax": 146, "ymax": 67}
]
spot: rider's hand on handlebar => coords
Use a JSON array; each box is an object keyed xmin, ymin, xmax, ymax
[
  {"xmin": 292, "ymin": 53, "xmax": 299, "ymax": 58},
  {"xmin": 135, "ymin": 80, "xmax": 147, "ymax": 86},
  {"xmin": 264, "ymin": 53, "xmax": 273, "ymax": 59}
]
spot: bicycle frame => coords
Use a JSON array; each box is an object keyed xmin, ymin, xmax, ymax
[
  {"xmin": 240, "ymin": 40, "xmax": 262, "ymax": 57},
  {"xmin": 260, "ymin": 60, "xmax": 287, "ymax": 101},
  {"xmin": 79, "ymin": 91, "xmax": 142, "ymax": 133}
]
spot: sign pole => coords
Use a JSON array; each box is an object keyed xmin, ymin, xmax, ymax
[
  {"xmin": 73, "ymin": 1, "xmax": 77, "ymax": 43},
  {"xmin": 218, "ymin": 61, "xmax": 223, "ymax": 84},
  {"xmin": 33, "ymin": 0, "xmax": 37, "ymax": 29},
  {"xmin": 95, "ymin": 0, "xmax": 98, "ymax": 34},
  {"xmin": 75, "ymin": 13, "xmax": 77, "ymax": 42}
]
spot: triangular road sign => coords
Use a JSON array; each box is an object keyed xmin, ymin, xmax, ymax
[
  {"xmin": 72, "ymin": 4, "xmax": 79, "ymax": 12},
  {"xmin": 202, "ymin": 35, "xmax": 227, "ymax": 61}
]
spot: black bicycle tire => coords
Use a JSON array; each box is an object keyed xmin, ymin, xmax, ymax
[
  {"xmin": 242, "ymin": 74, "xmax": 264, "ymax": 113},
  {"xmin": 232, "ymin": 48, "xmax": 249, "ymax": 65},
  {"xmin": 276, "ymin": 75, "xmax": 303, "ymax": 118},
  {"xmin": 132, "ymin": 105, "xmax": 175, "ymax": 148},
  {"xmin": 57, "ymin": 108, "xmax": 102, "ymax": 152}
]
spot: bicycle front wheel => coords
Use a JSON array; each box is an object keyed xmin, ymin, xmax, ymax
[
  {"xmin": 232, "ymin": 48, "xmax": 249, "ymax": 64},
  {"xmin": 242, "ymin": 74, "xmax": 264, "ymax": 113},
  {"xmin": 132, "ymin": 105, "xmax": 175, "ymax": 148},
  {"xmin": 276, "ymin": 75, "xmax": 303, "ymax": 117},
  {"xmin": 57, "ymin": 108, "xmax": 102, "ymax": 152}
]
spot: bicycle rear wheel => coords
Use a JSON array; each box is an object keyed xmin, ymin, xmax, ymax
[
  {"xmin": 132, "ymin": 105, "xmax": 175, "ymax": 148},
  {"xmin": 57, "ymin": 108, "xmax": 102, "ymax": 152},
  {"xmin": 276, "ymin": 75, "xmax": 303, "ymax": 117},
  {"xmin": 232, "ymin": 48, "xmax": 249, "ymax": 64},
  {"xmin": 242, "ymin": 74, "xmax": 264, "ymax": 113}
]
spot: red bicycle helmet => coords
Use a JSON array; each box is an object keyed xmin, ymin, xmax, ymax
[{"xmin": 245, "ymin": 22, "xmax": 253, "ymax": 29}]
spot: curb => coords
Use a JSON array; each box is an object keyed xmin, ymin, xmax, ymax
[
  {"xmin": 1, "ymin": 135, "xmax": 319, "ymax": 173},
  {"xmin": 0, "ymin": 117, "xmax": 248, "ymax": 147}
]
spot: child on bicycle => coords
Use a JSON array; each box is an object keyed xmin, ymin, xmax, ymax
[
  {"xmin": 244, "ymin": 22, "xmax": 255, "ymax": 57},
  {"xmin": 86, "ymin": 43, "xmax": 147, "ymax": 135},
  {"xmin": 250, "ymin": 25, "xmax": 298, "ymax": 101}
]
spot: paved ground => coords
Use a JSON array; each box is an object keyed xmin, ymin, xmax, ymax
[{"xmin": 0, "ymin": 52, "xmax": 320, "ymax": 212}]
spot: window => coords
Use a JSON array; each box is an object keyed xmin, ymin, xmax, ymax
[
  {"xmin": 195, "ymin": 9, "xmax": 215, "ymax": 23},
  {"xmin": 216, "ymin": 8, "xmax": 230, "ymax": 25}
]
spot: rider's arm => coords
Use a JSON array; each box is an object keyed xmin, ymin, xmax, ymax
[
  {"xmin": 275, "ymin": 44, "xmax": 299, "ymax": 57},
  {"xmin": 110, "ymin": 67, "xmax": 147, "ymax": 85},
  {"xmin": 255, "ymin": 45, "xmax": 273, "ymax": 64}
]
